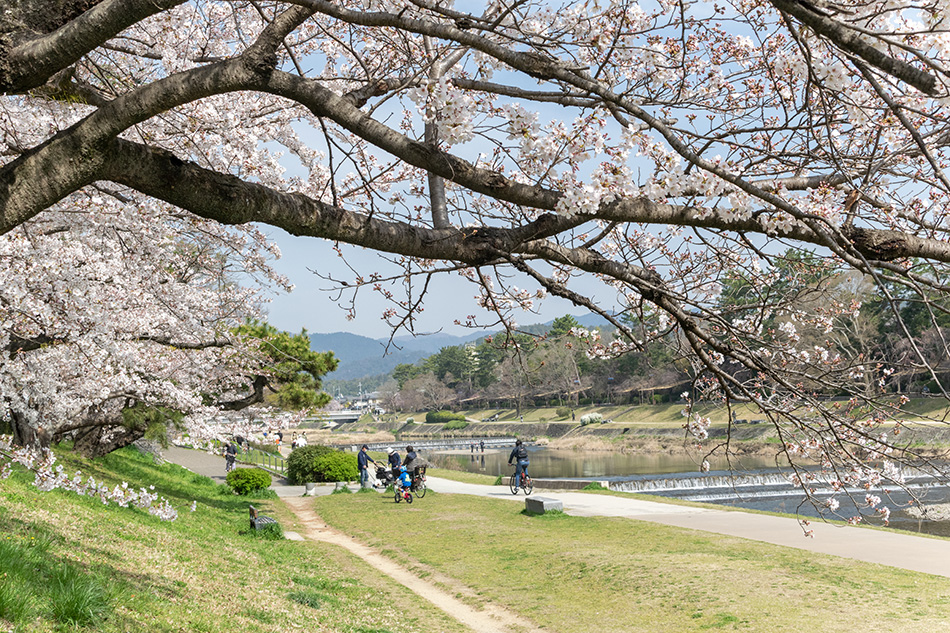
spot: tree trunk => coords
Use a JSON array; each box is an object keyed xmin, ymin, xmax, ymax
[
  {"xmin": 10, "ymin": 411, "xmax": 50, "ymax": 448},
  {"xmin": 73, "ymin": 424, "xmax": 145, "ymax": 458}
]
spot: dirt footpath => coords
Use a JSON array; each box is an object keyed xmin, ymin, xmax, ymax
[{"xmin": 281, "ymin": 497, "xmax": 541, "ymax": 633}]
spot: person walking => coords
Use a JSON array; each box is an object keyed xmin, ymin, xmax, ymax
[
  {"xmin": 357, "ymin": 444, "xmax": 377, "ymax": 488},
  {"xmin": 479, "ymin": 440, "xmax": 485, "ymax": 453},
  {"xmin": 508, "ymin": 439, "xmax": 530, "ymax": 489},
  {"xmin": 223, "ymin": 439, "xmax": 238, "ymax": 473}
]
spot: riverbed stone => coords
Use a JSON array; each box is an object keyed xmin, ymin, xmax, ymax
[{"xmin": 525, "ymin": 497, "xmax": 563, "ymax": 514}]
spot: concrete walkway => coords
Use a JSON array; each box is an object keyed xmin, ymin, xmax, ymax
[
  {"xmin": 164, "ymin": 446, "xmax": 317, "ymax": 498},
  {"xmin": 162, "ymin": 446, "xmax": 950, "ymax": 579},
  {"xmin": 425, "ymin": 476, "xmax": 950, "ymax": 579}
]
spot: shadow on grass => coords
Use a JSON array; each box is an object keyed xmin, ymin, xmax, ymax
[
  {"xmin": 0, "ymin": 513, "xmax": 185, "ymax": 630},
  {"xmin": 55, "ymin": 446, "xmax": 268, "ymax": 514}
]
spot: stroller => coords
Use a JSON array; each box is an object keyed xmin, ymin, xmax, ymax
[{"xmin": 375, "ymin": 464, "xmax": 395, "ymax": 487}]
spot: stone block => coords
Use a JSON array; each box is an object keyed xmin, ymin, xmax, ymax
[{"xmin": 525, "ymin": 496, "xmax": 563, "ymax": 514}]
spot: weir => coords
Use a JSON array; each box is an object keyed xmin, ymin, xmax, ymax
[
  {"xmin": 334, "ymin": 437, "xmax": 520, "ymax": 452},
  {"xmin": 609, "ymin": 468, "xmax": 947, "ymax": 504}
]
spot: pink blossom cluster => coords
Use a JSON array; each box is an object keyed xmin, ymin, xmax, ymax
[{"xmin": 0, "ymin": 437, "xmax": 188, "ymax": 521}]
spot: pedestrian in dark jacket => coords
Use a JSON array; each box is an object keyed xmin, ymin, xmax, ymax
[
  {"xmin": 387, "ymin": 447, "xmax": 401, "ymax": 478},
  {"xmin": 358, "ymin": 444, "xmax": 376, "ymax": 488}
]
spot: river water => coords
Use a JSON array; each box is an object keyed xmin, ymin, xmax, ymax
[{"xmin": 431, "ymin": 446, "xmax": 950, "ymax": 538}]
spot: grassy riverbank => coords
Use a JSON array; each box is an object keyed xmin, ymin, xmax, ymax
[
  {"xmin": 314, "ymin": 491, "xmax": 950, "ymax": 632},
  {"xmin": 9, "ymin": 445, "xmax": 950, "ymax": 631},
  {"xmin": 0, "ymin": 447, "xmax": 465, "ymax": 633}
]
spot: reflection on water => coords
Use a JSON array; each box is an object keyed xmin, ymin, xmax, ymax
[
  {"xmin": 710, "ymin": 488, "xmax": 950, "ymax": 538},
  {"xmin": 434, "ymin": 446, "xmax": 781, "ymax": 479}
]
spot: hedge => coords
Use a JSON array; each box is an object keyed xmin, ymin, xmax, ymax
[
  {"xmin": 226, "ymin": 468, "xmax": 272, "ymax": 495},
  {"xmin": 425, "ymin": 410, "xmax": 466, "ymax": 424},
  {"xmin": 286, "ymin": 444, "xmax": 334, "ymax": 485}
]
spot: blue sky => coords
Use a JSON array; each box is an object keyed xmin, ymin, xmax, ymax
[{"xmin": 260, "ymin": 226, "xmax": 599, "ymax": 339}]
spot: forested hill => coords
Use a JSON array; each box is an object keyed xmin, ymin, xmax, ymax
[
  {"xmin": 311, "ymin": 314, "xmax": 611, "ymax": 381},
  {"xmin": 309, "ymin": 331, "xmax": 484, "ymax": 380}
]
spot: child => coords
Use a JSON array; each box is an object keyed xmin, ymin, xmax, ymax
[{"xmin": 397, "ymin": 466, "xmax": 412, "ymax": 494}]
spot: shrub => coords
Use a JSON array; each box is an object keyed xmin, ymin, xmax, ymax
[
  {"xmin": 226, "ymin": 468, "xmax": 272, "ymax": 495},
  {"xmin": 581, "ymin": 481, "xmax": 608, "ymax": 491},
  {"xmin": 555, "ymin": 406, "xmax": 571, "ymax": 420},
  {"xmin": 246, "ymin": 521, "xmax": 283, "ymax": 540},
  {"xmin": 580, "ymin": 412, "xmax": 603, "ymax": 426},
  {"xmin": 311, "ymin": 452, "xmax": 359, "ymax": 483},
  {"xmin": 425, "ymin": 410, "xmax": 466, "ymax": 424},
  {"xmin": 443, "ymin": 419, "xmax": 469, "ymax": 430},
  {"xmin": 286, "ymin": 445, "xmax": 334, "ymax": 484}
]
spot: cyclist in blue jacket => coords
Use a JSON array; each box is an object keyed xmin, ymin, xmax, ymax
[
  {"xmin": 397, "ymin": 466, "xmax": 413, "ymax": 493},
  {"xmin": 508, "ymin": 439, "xmax": 530, "ymax": 489}
]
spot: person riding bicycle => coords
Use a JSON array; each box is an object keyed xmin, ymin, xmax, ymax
[
  {"xmin": 508, "ymin": 439, "xmax": 530, "ymax": 489},
  {"xmin": 223, "ymin": 439, "xmax": 238, "ymax": 473},
  {"xmin": 397, "ymin": 466, "xmax": 412, "ymax": 493},
  {"xmin": 403, "ymin": 445, "xmax": 417, "ymax": 468}
]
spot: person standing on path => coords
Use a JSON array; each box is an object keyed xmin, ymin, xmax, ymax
[
  {"xmin": 508, "ymin": 439, "xmax": 529, "ymax": 489},
  {"xmin": 387, "ymin": 447, "xmax": 401, "ymax": 479},
  {"xmin": 358, "ymin": 444, "xmax": 377, "ymax": 488}
]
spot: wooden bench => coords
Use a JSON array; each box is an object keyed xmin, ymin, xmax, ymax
[{"xmin": 249, "ymin": 505, "xmax": 277, "ymax": 530}]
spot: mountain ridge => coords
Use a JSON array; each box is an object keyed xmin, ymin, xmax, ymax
[{"xmin": 311, "ymin": 313, "xmax": 613, "ymax": 381}]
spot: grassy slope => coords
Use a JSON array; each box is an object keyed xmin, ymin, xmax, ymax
[
  {"xmin": 0, "ymin": 447, "xmax": 465, "ymax": 633},
  {"xmin": 6, "ymin": 446, "xmax": 950, "ymax": 632},
  {"xmin": 314, "ymin": 491, "xmax": 950, "ymax": 633}
]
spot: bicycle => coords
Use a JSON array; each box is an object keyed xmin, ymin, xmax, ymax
[
  {"xmin": 411, "ymin": 469, "xmax": 427, "ymax": 498},
  {"xmin": 394, "ymin": 486, "xmax": 413, "ymax": 504},
  {"xmin": 508, "ymin": 469, "xmax": 533, "ymax": 495}
]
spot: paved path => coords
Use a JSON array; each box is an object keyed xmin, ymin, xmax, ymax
[
  {"xmin": 163, "ymin": 446, "xmax": 950, "ymax": 579},
  {"xmin": 164, "ymin": 446, "xmax": 313, "ymax": 497},
  {"xmin": 425, "ymin": 476, "xmax": 950, "ymax": 578}
]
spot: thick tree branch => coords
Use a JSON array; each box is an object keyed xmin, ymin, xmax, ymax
[
  {"xmin": 0, "ymin": 0, "xmax": 186, "ymax": 94},
  {"xmin": 768, "ymin": 0, "xmax": 941, "ymax": 96},
  {"xmin": 217, "ymin": 375, "xmax": 268, "ymax": 411}
]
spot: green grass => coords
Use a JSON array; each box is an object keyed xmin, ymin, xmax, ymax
[
  {"xmin": 0, "ymin": 445, "xmax": 467, "ymax": 633},
  {"xmin": 426, "ymin": 468, "xmax": 501, "ymax": 485},
  {"xmin": 313, "ymin": 492, "xmax": 950, "ymax": 632}
]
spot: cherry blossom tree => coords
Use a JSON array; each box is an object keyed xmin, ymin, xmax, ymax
[{"xmin": 4, "ymin": 0, "xmax": 950, "ymax": 527}]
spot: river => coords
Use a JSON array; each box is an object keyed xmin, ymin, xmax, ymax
[{"xmin": 430, "ymin": 446, "xmax": 950, "ymax": 538}]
